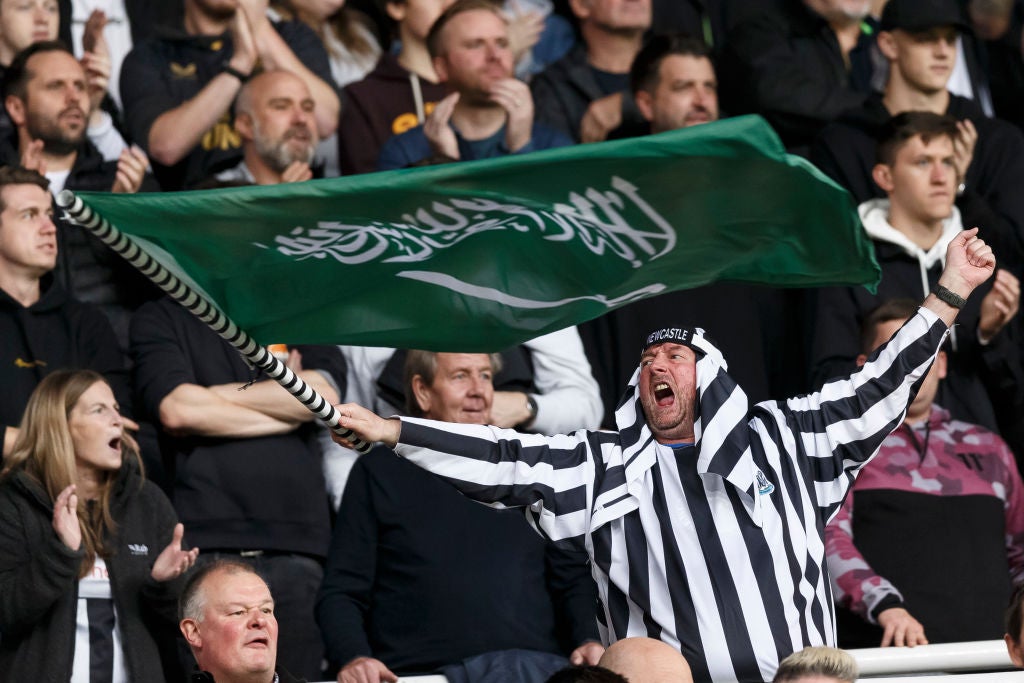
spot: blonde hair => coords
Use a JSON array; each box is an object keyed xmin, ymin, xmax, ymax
[
  {"xmin": 1, "ymin": 370, "xmax": 140, "ymax": 578},
  {"xmin": 773, "ymin": 647, "xmax": 858, "ymax": 683}
]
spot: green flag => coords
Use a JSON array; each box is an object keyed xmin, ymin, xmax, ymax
[{"xmin": 74, "ymin": 115, "xmax": 877, "ymax": 352}]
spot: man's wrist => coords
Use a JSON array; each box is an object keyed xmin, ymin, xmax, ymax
[
  {"xmin": 933, "ymin": 283, "xmax": 967, "ymax": 309},
  {"xmin": 88, "ymin": 108, "xmax": 112, "ymax": 134},
  {"xmin": 516, "ymin": 393, "xmax": 538, "ymax": 429},
  {"xmin": 222, "ymin": 63, "xmax": 253, "ymax": 83},
  {"xmin": 384, "ymin": 417, "xmax": 402, "ymax": 448}
]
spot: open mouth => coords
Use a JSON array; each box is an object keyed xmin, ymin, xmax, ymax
[
  {"xmin": 653, "ymin": 382, "xmax": 674, "ymax": 406},
  {"xmin": 108, "ymin": 437, "xmax": 121, "ymax": 452},
  {"xmin": 246, "ymin": 636, "xmax": 269, "ymax": 648}
]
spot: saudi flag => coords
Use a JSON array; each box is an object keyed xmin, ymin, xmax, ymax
[{"xmin": 70, "ymin": 115, "xmax": 876, "ymax": 352}]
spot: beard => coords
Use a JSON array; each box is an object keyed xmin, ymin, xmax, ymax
[
  {"xmin": 252, "ymin": 123, "xmax": 317, "ymax": 173},
  {"xmin": 28, "ymin": 109, "xmax": 86, "ymax": 156}
]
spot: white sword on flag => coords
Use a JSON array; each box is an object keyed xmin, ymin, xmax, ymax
[{"xmin": 56, "ymin": 189, "xmax": 372, "ymax": 454}]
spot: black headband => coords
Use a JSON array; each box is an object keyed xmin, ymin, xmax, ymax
[{"xmin": 641, "ymin": 326, "xmax": 700, "ymax": 355}]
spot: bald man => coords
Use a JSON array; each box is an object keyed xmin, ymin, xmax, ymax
[
  {"xmin": 598, "ymin": 638, "xmax": 693, "ymax": 683},
  {"xmin": 222, "ymin": 70, "xmax": 319, "ymax": 185}
]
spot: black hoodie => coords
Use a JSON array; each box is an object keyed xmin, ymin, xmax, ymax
[
  {"xmin": 0, "ymin": 274, "xmax": 130, "ymax": 455},
  {"xmin": 337, "ymin": 53, "xmax": 449, "ymax": 175}
]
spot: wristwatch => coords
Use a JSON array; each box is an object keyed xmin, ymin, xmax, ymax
[
  {"xmin": 222, "ymin": 64, "xmax": 252, "ymax": 83},
  {"xmin": 519, "ymin": 394, "xmax": 538, "ymax": 428},
  {"xmin": 933, "ymin": 284, "xmax": 966, "ymax": 309}
]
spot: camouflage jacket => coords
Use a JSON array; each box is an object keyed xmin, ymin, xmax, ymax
[{"xmin": 825, "ymin": 405, "xmax": 1024, "ymax": 629}]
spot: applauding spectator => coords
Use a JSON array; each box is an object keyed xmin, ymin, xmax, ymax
[{"xmin": 0, "ymin": 369, "xmax": 197, "ymax": 682}]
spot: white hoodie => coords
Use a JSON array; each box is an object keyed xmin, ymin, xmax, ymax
[{"xmin": 858, "ymin": 197, "xmax": 964, "ymax": 348}]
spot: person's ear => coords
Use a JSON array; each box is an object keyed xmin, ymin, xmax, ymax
[
  {"xmin": 873, "ymin": 163, "xmax": 895, "ymax": 193},
  {"xmin": 877, "ymin": 30, "xmax": 899, "ymax": 61},
  {"xmin": 433, "ymin": 55, "xmax": 449, "ymax": 83},
  {"xmin": 5, "ymin": 95, "xmax": 25, "ymax": 127},
  {"xmin": 635, "ymin": 89, "xmax": 654, "ymax": 123},
  {"xmin": 412, "ymin": 375, "xmax": 433, "ymax": 415},
  {"xmin": 1005, "ymin": 633, "xmax": 1024, "ymax": 668},
  {"xmin": 568, "ymin": 0, "xmax": 591, "ymax": 21},
  {"xmin": 180, "ymin": 619, "xmax": 202, "ymax": 649},
  {"xmin": 234, "ymin": 112, "xmax": 253, "ymax": 141},
  {"xmin": 385, "ymin": 0, "xmax": 406, "ymax": 23}
]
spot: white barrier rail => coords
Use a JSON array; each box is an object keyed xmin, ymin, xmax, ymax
[
  {"xmin": 849, "ymin": 639, "xmax": 1014, "ymax": 676},
  {"xmin": 315, "ymin": 673, "xmax": 1024, "ymax": 683},
  {"xmin": 862, "ymin": 675, "xmax": 1024, "ymax": 682},
  {"xmin": 312, "ymin": 641, "xmax": 1018, "ymax": 682}
]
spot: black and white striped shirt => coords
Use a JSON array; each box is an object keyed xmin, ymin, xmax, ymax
[{"xmin": 393, "ymin": 309, "xmax": 950, "ymax": 682}]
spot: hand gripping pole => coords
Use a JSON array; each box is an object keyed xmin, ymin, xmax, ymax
[{"xmin": 56, "ymin": 189, "xmax": 371, "ymax": 454}]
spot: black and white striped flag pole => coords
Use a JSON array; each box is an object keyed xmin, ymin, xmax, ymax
[{"xmin": 56, "ymin": 189, "xmax": 371, "ymax": 454}]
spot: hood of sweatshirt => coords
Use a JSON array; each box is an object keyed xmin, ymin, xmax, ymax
[
  {"xmin": 858, "ymin": 198, "xmax": 964, "ymax": 299},
  {"xmin": 0, "ymin": 273, "xmax": 68, "ymax": 313}
]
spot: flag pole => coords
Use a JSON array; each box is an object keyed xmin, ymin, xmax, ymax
[{"xmin": 56, "ymin": 189, "xmax": 371, "ymax": 454}]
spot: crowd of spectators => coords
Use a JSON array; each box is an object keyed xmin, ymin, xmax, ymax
[{"xmin": 1, "ymin": 0, "xmax": 1024, "ymax": 681}]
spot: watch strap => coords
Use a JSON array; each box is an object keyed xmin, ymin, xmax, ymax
[
  {"xmin": 933, "ymin": 284, "xmax": 966, "ymax": 309},
  {"xmin": 222, "ymin": 64, "xmax": 252, "ymax": 83}
]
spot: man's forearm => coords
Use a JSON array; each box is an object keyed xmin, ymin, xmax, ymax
[
  {"xmin": 146, "ymin": 73, "xmax": 244, "ymax": 166},
  {"xmin": 254, "ymin": 24, "xmax": 340, "ymax": 136},
  {"xmin": 207, "ymin": 371, "xmax": 339, "ymax": 423},
  {"xmin": 159, "ymin": 384, "xmax": 299, "ymax": 438}
]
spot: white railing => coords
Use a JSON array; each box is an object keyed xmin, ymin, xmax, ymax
[
  {"xmin": 860, "ymin": 675, "xmax": 1024, "ymax": 682},
  {"xmin": 849, "ymin": 639, "xmax": 1014, "ymax": 676},
  {"xmin": 313, "ymin": 641, "xmax": 1019, "ymax": 682}
]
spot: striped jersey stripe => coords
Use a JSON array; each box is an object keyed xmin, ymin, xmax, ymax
[{"xmin": 394, "ymin": 309, "xmax": 950, "ymax": 682}]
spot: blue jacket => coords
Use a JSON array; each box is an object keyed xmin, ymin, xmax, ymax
[{"xmin": 377, "ymin": 121, "xmax": 572, "ymax": 171}]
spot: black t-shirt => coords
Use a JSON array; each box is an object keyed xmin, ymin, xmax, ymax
[
  {"xmin": 120, "ymin": 20, "xmax": 334, "ymax": 190},
  {"xmin": 130, "ymin": 297, "xmax": 346, "ymax": 556},
  {"xmin": 588, "ymin": 66, "xmax": 630, "ymax": 97}
]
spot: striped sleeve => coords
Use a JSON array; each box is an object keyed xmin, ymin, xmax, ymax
[
  {"xmin": 776, "ymin": 308, "xmax": 949, "ymax": 512},
  {"xmin": 393, "ymin": 420, "xmax": 602, "ymax": 541}
]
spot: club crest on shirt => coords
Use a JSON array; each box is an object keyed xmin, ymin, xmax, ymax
[
  {"xmin": 128, "ymin": 543, "xmax": 149, "ymax": 556},
  {"xmin": 755, "ymin": 470, "xmax": 775, "ymax": 495},
  {"xmin": 170, "ymin": 62, "xmax": 197, "ymax": 79}
]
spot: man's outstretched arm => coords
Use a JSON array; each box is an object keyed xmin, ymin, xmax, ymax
[{"xmin": 330, "ymin": 404, "xmax": 597, "ymax": 541}]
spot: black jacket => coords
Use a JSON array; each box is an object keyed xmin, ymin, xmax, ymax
[
  {"xmin": 810, "ymin": 92, "xmax": 1024, "ymax": 272},
  {"xmin": 719, "ymin": 0, "xmax": 875, "ymax": 151},
  {"xmin": 190, "ymin": 669, "xmax": 306, "ymax": 682},
  {"xmin": 530, "ymin": 44, "xmax": 648, "ymax": 143},
  {"xmin": 316, "ymin": 447, "xmax": 599, "ymax": 674},
  {"xmin": 0, "ymin": 461, "xmax": 184, "ymax": 682}
]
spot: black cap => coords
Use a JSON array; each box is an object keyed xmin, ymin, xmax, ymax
[{"xmin": 880, "ymin": 0, "xmax": 971, "ymax": 33}]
